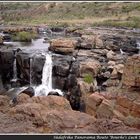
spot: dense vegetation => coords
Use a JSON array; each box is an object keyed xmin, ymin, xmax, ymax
[{"xmin": 0, "ymin": 2, "xmax": 140, "ymax": 28}]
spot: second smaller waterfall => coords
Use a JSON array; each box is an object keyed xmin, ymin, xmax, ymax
[{"xmin": 34, "ymin": 53, "xmax": 63, "ymax": 96}]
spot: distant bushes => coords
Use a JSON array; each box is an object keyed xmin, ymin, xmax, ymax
[
  {"xmin": 12, "ymin": 31, "xmax": 37, "ymax": 42},
  {"xmin": 93, "ymin": 16, "xmax": 140, "ymax": 28}
]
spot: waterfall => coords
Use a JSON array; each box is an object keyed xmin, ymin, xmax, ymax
[
  {"xmin": 137, "ymin": 41, "xmax": 140, "ymax": 54},
  {"xmin": 34, "ymin": 53, "xmax": 63, "ymax": 96},
  {"xmin": 30, "ymin": 58, "xmax": 33, "ymax": 86},
  {"xmin": 12, "ymin": 55, "xmax": 17, "ymax": 82}
]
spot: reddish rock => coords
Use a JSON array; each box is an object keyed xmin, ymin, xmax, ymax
[
  {"xmin": 49, "ymin": 38, "xmax": 77, "ymax": 54},
  {"xmin": 16, "ymin": 95, "xmax": 72, "ymax": 111},
  {"xmin": 86, "ymin": 93, "xmax": 114, "ymax": 119},
  {"xmin": 77, "ymin": 78, "xmax": 95, "ymax": 95},
  {"xmin": 95, "ymin": 35, "xmax": 104, "ymax": 48},
  {"xmin": 79, "ymin": 59, "xmax": 101, "ymax": 77},
  {"xmin": 115, "ymin": 105, "xmax": 130, "ymax": 117},
  {"xmin": 116, "ymin": 96, "xmax": 133, "ymax": 109},
  {"xmin": 0, "ymin": 95, "xmax": 10, "ymax": 106},
  {"xmin": 85, "ymin": 93, "xmax": 104, "ymax": 116},
  {"xmin": 130, "ymin": 100, "xmax": 140, "ymax": 118},
  {"xmin": 10, "ymin": 101, "xmax": 96, "ymax": 133},
  {"xmin": 122, "ymin": 55, "xmax": 140, "ymax": 88},
  {"xmin": 96, "ymin": 99, "xmax": 114, "ymax": 119}
]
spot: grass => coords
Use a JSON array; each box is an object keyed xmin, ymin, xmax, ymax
[
  {"xmin": 12, "ymin": 31, "xmax": 37, "ymax": 42},
  {"xmin": 1, "ymin": 2, "xmax": 140, "ymax": 28},
  {"xmin": 83, "ymin": 74, "xmax": 93, "ymax": 84},
  {"xmin": 93, "ymin": 16, "xmax": 140, "ymax": 28}
]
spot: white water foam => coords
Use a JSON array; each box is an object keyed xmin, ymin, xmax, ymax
[
  {"xmin": 137, "ymin": 41, "xmax": 140, "ymax": 54},
  {"xmin": 34, "ymin": 53, "xmax": 63, "ymax": 96},
  {"xmin": 11, "ymin": 55, "xmax": 17, "ymax": 82}
]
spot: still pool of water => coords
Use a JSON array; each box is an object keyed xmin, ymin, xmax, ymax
[{"xmin": 3, "ymin": 38, "xmax": 50, "ymax": 53}]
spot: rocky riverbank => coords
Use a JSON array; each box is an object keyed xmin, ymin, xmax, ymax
[{"xmin": 0, "ymin": 26, "xmax": 140, "ymax": 133}]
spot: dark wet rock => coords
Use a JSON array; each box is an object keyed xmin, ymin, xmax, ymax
[
  {"xmin": 53, "ymin": 59, "xmax": 70, "ymax": 77},
  {"xmin": 16, "ymin": 52, "xmax": 30, "ymax": 85},
  {"xmin": 79, "ymin": 43, "xmax": 93, "ymax": 49},
  {"xmin": 52, "ymin": 76, "xmax": 66, "ymax": 90},
  {"xmin": 51, "ymin": 27, "xmax": 65, "ymax": 32},
  {"xmin": 0, "ymin": 36, "xmax": 3, "ymax": 45},
  {"xmin": 31, "ymin": 54, "xmax": 46, "ymax": 85},
  {"xmin": 52, "ymin": 55, "xmax": 72, "ymax": 77},
  {"xmin": 66, "ymin": 74, "xmax": 77, "ymax": 89},
  {"xmin": 2, "ymin": 34, "xmax": 11, "ymax": 41},
  {"xmin": 48, "ymin": 91, "xmax": 60, "ymax": 96},
  {"xmin": 0, "ymin": 50, "xmax": 14, "ymax": 86},
  {"xmin": 21, "ymin": 87, "xmax": 34, "ymax": 97},
  {"xmin": 69, "ymin": 61, "xmax": 80, "ymax": 76}
]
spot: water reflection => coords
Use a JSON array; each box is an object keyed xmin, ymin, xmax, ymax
[{"xmin": 3, "ymin": 38, "xmax": 50, "ymax": 52}]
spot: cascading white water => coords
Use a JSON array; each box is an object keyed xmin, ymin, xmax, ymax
[
  {"xmin": 137, "ymin": 41, "xmax": 140, "ymax": 54},
  {"xmin": 12, "ymin": 56, "xmax": 17, "ymax": 82},
  {"xmin": 34, "ymin": 53, "xmax": 63, "ymax": 96},
  {"xmin": 30, "ymin": 58, "xmax": 33, "ymax": 86}
]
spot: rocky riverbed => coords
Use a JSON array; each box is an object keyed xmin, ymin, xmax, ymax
[{"xmin": 0, "ymin": 26, "xmax": 140, "ymax": 133}]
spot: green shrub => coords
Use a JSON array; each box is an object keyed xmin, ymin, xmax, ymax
[
  {"xmin": 83, "ymin": 74, "xmax": 93, "ymax": 84},
  {"xmin": 12, "ymin": 31, "xmax": 37, "ymax": 42}
]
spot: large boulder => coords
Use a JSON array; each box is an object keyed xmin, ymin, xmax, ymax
[
  {"xmin": 122, "ymin": 55, "xmax": 140, "ymax": 88},
  {"xmin": 49, "ymin": 38, "xmax": 77, "ymax": 54},
  {"xmin": 85, "ymin": 93, "xmax": 114, "ymax": 119},
  {"xmin": 10, "ymin": 95, "xmax": 97, "ymax": 133},
  {"xmin": 86, "ymin": 93, "xmax": 104, "ymax": 116},
  {"xmin": 77, "ymin": 78, "xmax": 97, "ymax": 95},
  {"xmin": 79, "ymin": 59, "xmax": 101, "ymax": 77},
  {"xmin": 114, "ymin": 95, "xmax": 140, "ymax": 128}
]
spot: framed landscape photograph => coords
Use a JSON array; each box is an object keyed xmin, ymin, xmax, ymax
[{"xmin": 0, "ymin": 0, "xmax": 139, "ymax": 139}]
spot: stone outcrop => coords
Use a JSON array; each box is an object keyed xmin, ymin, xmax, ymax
[
  {"xmin": 0, "ymin": 50, "xmax": 14, "ymax": 87},
  {"xmin": 7, "ymin": 94, "xmax": 139, "ymax": 133},
  {"xmin": 16, "ymin": 52, "xmax": 46, "ymax": 85},
  {"xmin": 122, "ymin": 54, "xmax": 140, "ymax": 88},
  {"xmin": 114, "ymin": 94, "xmax": 140, "ymax": 128},
  {"xmin": 79, "ymin": 58, "xmax": 101, "ymax": 77},
  {"xmin": 0, "ymin": 36, "xmax": 3, "ymax": 45},
  {"xmin": 49, "ymin": 38, "xmax": 78, "ymax": 54},
  {"xmin": 86, "ymin": 93, "xmax": 114, "ymax": 119}
]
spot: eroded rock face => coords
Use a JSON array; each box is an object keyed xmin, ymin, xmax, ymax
[
  {"xmin": 0, "ymin": 50, "xmax": 14, "ymax": 87},
  {"xmin": 86, "ymin": 93, "xmax": 114, "ymax": 119},
  {"xmin": 79, "ymin": 58, "xmax": 101, "ymax": 77},
  {"xmin": 16, "ymin": 52, "xmax": 46, "ymax": 85},
  {"xmin": 114, "ymin": 94, "xmax": 140, "ymax": 128},
  {"xmin": 49, "ymin": 38, "xmax": 78, "ymax": 54},
  {"xmin": 122, "ymin": 55, "xmax": 140, "ymax": 88},
  {"xmin": 0, "ymin": 36, "xmax": 3, "ymax": 45},
  {"xmin": 16, "ymin": 52, "xmax": 30, "ymax": 85},
  {"xmin": 31, "ymin": 54, "xmax": 46, "ymax": 85}
]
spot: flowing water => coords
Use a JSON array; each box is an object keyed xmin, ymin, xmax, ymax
[
  {"xmin": 30, "ymin": 58, "xmax": 33, "ymax": 86},
  {"xmin": 11, "ymin": 56, "xmax": 17, "ymax": 82},
  {"xmin": 3, "ymin": 38, "xmax": 50, "ymax": 53},
  {"xmin": 2, "ymin": 35, "xmax": 63, "ymax": 96},
  {"xmin": 137, "ymin": 41, "xmax": 140, "ymax": 54},
  {"xmin": 34, "ymin": 53, "xmax": 63, "ymax": 96}
]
